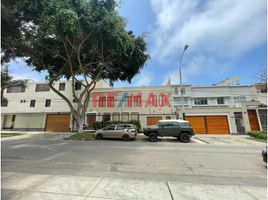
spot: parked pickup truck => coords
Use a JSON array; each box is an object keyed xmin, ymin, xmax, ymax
[{"xmin": 143, "ymin": 119, "xmax": 194, "ymax": 143}]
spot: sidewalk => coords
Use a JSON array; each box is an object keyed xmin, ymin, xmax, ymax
[
  {"xmin": 193, "ymin": 134, "xmax": 266, "ymax": 145},
  {"xmin": 1, "ymin": 131, "xmax": 73, "ymax": 141},
  {"xmin": 2, "ymin": 172, "xmax": 266, "ymax": 200}
]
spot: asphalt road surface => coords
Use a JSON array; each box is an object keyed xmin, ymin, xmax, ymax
[{"xmin": 1, "ymin": 133, "xmax": 267, "ymax": 200}]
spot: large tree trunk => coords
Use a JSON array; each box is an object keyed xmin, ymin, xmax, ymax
[{"xmin": 74, "ymin": 113, "xmax": 85, "ymax": 133}]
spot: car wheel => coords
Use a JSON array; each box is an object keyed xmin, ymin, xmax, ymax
[
  {"xmin": 149, "ymin": 132, "xmax": 158, "ymax": 142},
  {"xmin": 179, "ymin": 132, "xmax": 190, "ymax": 143},
  {"xmin": 122, "ymin": 134, "xmax": 130, "ymax": 141},
  {"xmin": 96, "ymin": 133, "xmax": 103, "ymax": 140}
]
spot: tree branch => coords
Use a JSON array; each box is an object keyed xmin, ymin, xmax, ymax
[{"xmin": 63, "ymin": 38, "xmax": 79, "ymax": 102}]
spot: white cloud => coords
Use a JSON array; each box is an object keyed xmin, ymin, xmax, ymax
[
  {"xmin": 150, "ymin": 0, "xmax": 266, "ymax": 84},
  {"xmin": 163, "ymin": 56, "xmax": 232, "ymax": 85},
  {"xmin": 133, "ymin": 70, "xmax": 153, "ymax": 86},
  {"xmin": 150, "ymin": 0, "xmax": 266, "ymax": 61}
]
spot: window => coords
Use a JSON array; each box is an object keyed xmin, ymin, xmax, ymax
[
  {"xmin": 99, "ymin": 97, "xmax": 106, "ymax": 107},
  {"xmin": 1, "ymin": 99, "xmax": 8, "ymax": 107},
  {"xmin": 45, "ymin": 99, "xmax": 51, "ymax": 107},
  {"xmin": 217, "ymin": 97, "xmax": 224, "ymax": 105},
  {"xmin": 107, "ymin": 96, "xmax": 115, "ymax": 107},
  {"xmin": 103, "ymin": 113, "xmax": 110, "ymax": 122},
  {"xmin": 7, "ymin": 85, "xmax": 25, "ymax": 93},
  {"xmin": 179, "ymin": 122, "xmax": 191, "ymax": 127},
  {"xmin": 133, "ymin": 96, "xmax": 142, "ymax": 107},
  {"xmin": 173, "ymin": 97, "xmax": 188, "ymax": 105},
  {"xmin": 174, "ymin": 87, "xmax": 178, "ymax": 95},
  {"xmin": 112, "ymin": 112, "xmax": 120, "ymax": 121},
  {"xmin": 160, "ymin": 122, "xmax": 179, "ymax": 127},
  {"xmin": 122, "ymin": 112, "xmax": 129, "ymax": 122},
  {"xmin": 234, "ymin": 96, "xmax": 246, "ymax": 103},
  {"xmin": 131, "ymin": 112, "xmax": 139, "ymax": 121},
  {"xmin": 30, "ymin": 100, "xmax": 36, "ymax": 107},
  {"xmin": 35, "ymin": 84, "xmax": 50, "ymax": 92},
  {"xmin": 258, "ymin": 109, "xmax": 267, "ymax": 132},
  {"xmin": 166, "ymin": 116, "xmax": 171, "ymax": 119},
  {"xmin": 194, "ymin": 98, "xmax": 208, "ymax": 105},
  {"xmin": 106, "ymin": 125, "xmax": 115, "ymax": 130},
  {"xmin": 116, "ymin": 124, "xmax": 126, "ymax": 130},
  {"xmin": 20, "ymin": 100, "xmax": 26, "ymax": 103},
  {"xmin": 75, "ymin": 82, "xmax": 82, "ymax": 90},
  {"xmin": 59, "ymin": 83, "xmax": 65, "ymax": 91}
]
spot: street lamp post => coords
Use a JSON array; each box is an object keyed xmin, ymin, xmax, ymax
[{"xmin": 179, "ymin": 45, "xmax": 189, "ymax": 119}]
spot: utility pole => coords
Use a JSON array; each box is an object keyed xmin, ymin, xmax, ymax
[{"xmin": 179, "ymin": 45, "xmax": 189, "ymax": 119}]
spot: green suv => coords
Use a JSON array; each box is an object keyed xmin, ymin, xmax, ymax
[{"xmin": 143, "ymin": 120, "xmax": 194, "ymax": 143}]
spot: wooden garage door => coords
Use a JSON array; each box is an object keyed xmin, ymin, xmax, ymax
[
  {"xmin": 186, "ymin": 116, "xmax": 230, "ymax": 134},
  {"xmin": 206, "ymin": 116, "xmax": 230, "ymax": 134},
  {"xmin": 45, "ymin": 114, "xmax": 70, "ymax": 132},
  {"xmin": 186, "ymin": 116, "xmax": 206, "ymax": 134},
  {"xmin": 247, "ymin": 110, "xmax": 260, "ymax": 131},
  {"xmin": 147, "ymin": 116, "xmax": 162, "ymax": 126}
]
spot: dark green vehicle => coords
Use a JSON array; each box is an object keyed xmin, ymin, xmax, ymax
[{"xmin": 143, "ymin": 120, "xmax": 194, "ymax": 143}]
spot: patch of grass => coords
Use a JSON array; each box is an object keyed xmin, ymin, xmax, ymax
[
  {"xmin": 1, "ymin": 133, "xmax": 23, "ymax": 138},
  {"xmin": 64, "ymin": 132, "xmax": 95, "ymax": 140}
]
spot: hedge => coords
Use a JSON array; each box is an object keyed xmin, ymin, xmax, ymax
[
  {"xmin": 93, "ymin": 120, "xmax": 141, "ymax": 131},
  {"xmin": 247, "ymin": 131, "xmax": 267, "ymax": 140}
]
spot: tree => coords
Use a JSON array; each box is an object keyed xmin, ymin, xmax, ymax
[
  {"xmin": 1, "ymin": 0, "xmax": 25, "ymax": 63},
  {"xmin": 14, "ymin": 0, "xmax": 149, "ymax": 132}
]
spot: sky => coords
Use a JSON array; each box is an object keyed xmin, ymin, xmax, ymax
[{"xmin": 7, "ymin": 0, "xmax": 267, "ymax": 87}]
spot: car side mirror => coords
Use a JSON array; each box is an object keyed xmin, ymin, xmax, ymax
[{"xmin": 103, "ymin": 128, "xmax": 107, "ymax": 131}]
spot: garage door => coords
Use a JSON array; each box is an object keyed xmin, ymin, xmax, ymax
[
  {"xmin": 45, "ymin": 114, "xmax": 70, "ymax": 132},
  {"xmin": 186, "ymin": 116, "xmax": 230, "ymax": 134},
  {"xmin": 147, "ymin": 116, "xmax": 162, "ymax": 126},
  {"xmin": 186, "ymin": 116, "xmax": 206, "ymax": 134},
  {"xmin": 206, "ymin": 116, "xmax": 230, "ymax": 134}
]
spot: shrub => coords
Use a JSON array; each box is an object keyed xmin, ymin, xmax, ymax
[
  {"xmin": 247, "ymin": 131, "xmax": 267, "ymax": 140},
  {"xmin": 93, "ymin": 120, "xmax": 141, "ymax": 131}
]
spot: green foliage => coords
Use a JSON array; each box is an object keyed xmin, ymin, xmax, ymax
[
  {"xmin": 1, "ymin": 132, "xmax": 22, "ymax": 138},
  {"xmin": 93, "ymin": 120, "xmax": 141, "ymax": 131},
  {"xmin": 2, "ymin": 0, "xmax": 149, "ymax": 132},
  {"xmin": 1, "ymin": 67, "xmax": 12, "ymax": 90},
  {"xmin": 13, "ymin": 0, "xmax": 149, "ymax": 84},
  {"xmin": 64, "ymin": 132, "xmax": 94, "ymax": 140},
  {"xmin": 247, "ymin": 131, "xmax": 267, "ymax": 140}
]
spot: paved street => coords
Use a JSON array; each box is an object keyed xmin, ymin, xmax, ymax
[{"xmin": 1, "ymin": 133, "xmax": 267, "ymax": 200}]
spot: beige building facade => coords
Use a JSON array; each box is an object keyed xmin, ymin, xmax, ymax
[{"xmin": 1, "ymin": 79, "xmax": 267, "ymax": 134}]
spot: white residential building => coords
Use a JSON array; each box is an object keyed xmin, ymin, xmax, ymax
[{"xmin": 1, "ymin": 79, "xmax": 267, "ymax": 134}]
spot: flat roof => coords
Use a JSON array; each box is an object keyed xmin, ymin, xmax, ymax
[{"xmin": 158, "ymin": 119, "xmax": 189, "ymax": 123}]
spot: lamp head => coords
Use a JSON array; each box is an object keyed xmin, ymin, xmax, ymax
[{"xmin": 184, "ymin": 45, "xmax": 189, "ymax": 51}]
